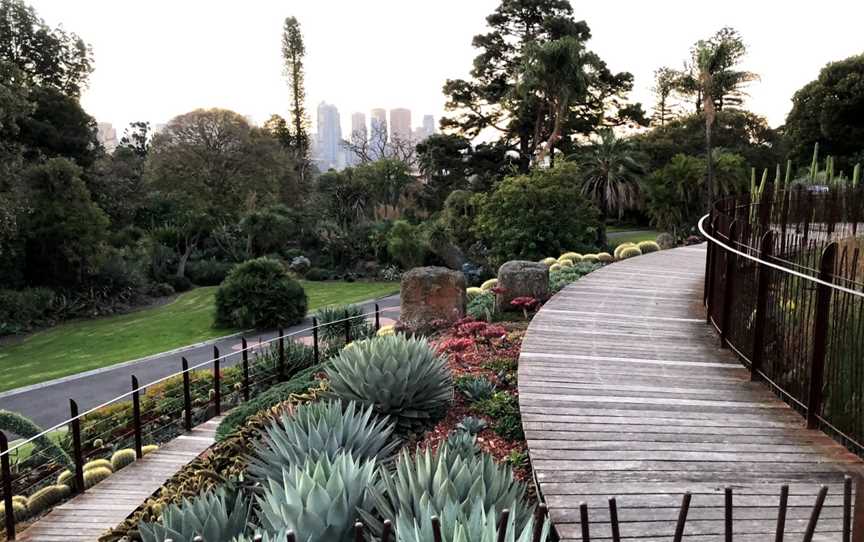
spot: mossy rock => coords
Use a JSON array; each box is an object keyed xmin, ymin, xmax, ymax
[
  {"xmin": 638, "ymin": 240, "xmax": 661, "ymax": 253},
  {"xmin": 597, "ymin": 252, "xmax": 613, "ymax": 263},
  {"xmin": 480, "ymin": 278, "xmax": 498, "ymax": 291},
  {"xmin": 581, "ymin": 254, "xmax": 599, "ymax": 263},
  {"xmin": 111, "ymin": 448, "xmax": 137, "ymax": 471},
  {"xmin": 84, "ymin": 458, "xmax": 113, "ymax": 473},
  {"xmin": 142, "ymin": 444, "xmax": 159, "ymax": 455},
  {"xmin": 84, "ymin": 466, "xmax": 112, "ymax": 489},
  {"xmin": 619, "ymin": 246, "xmax": 643, "ymax": 259},
  {"xmin": 559, "ymin": 252, "xmax": 583, "ymax": 262},
  {"xmin": 26, "ymin": 485, "xmax": 71, "ymax": 515},
  {"xmin": 539, "ymin": 257, "xmax": 557, "ymax": 266}
]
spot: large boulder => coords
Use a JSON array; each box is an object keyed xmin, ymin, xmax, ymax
[
  {"xmin": 656, "ymin": 232, "xmax": 675, "ymax": 250},
  {"xmin": 400, "ymin": 267, "xmax": 467, "ymax": 331},
  {"xmin": 496, "ymin": 260, "xmax": 549, "ymax": 311}
]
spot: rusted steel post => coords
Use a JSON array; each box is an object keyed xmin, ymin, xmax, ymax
[
  {"xmin": 751, "ymin": 231, "xmax": 774, "ymax": 380},
  {"xmin": 775, "ymin": 484, "xmax": 789, "ymax": 542},
  {"xmin": 278, "ymin": 329, "xmax": 285, "ymax": 380},
  {"xmin": 1, "ymin": 431, "xmax": 16, "ymax": 540},
  {"xmin": 181, "ymin": 357, "xmax": 192, "ymax": 432},
  {"xmin": 213, "ymin": 346, "xmax": 221, "ymax": 417},
  {"xmin": 131, "ymin": 376, "xmax": 143, "ymax": 459},
  {"xmin": 312, "ymin": 317, "xmax": 320, "ymax": 364},
  {"xmin": 344, "ymin": 310, "xmax": 351, "ymax": 345},
  {"xmin": 241, "ymin": 338, "xmax": 250, "ymax": 402},
  {"xmin": 375, "ymin": 303, "xmax": 381, "ymax": 331},
  {"xmin": 673, "ymin": 493, "xmax": 691, "ymax": 542},
  {"xmin": 807, "ymin": 242, "xmax": 837, "ymax": 429},
  {"xmin": 579, "ymin": 503, "xmax": 590, "ymax": 542},
  {"xmin": 720, "ymin": 220, "xmax": 739, "ymax": 348},
  {"xmin": 69, "ymin": 399, "xmax": 85, "ymax": 493},
  {"xmin": 725, "ymin": 487, "xmax": 733, "ymax": 542}
]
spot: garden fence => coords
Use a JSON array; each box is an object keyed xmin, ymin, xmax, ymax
[
  {"xmin": 701, "ymin": 185, "xmax": 864, "ymax": 457},
  {"xmin": 0, "ymin": 303, "xmax": 394, "ymax": 540}
]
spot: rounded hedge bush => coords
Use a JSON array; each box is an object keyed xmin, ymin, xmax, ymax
[
  {"xmin": 215, "ymin": 257, "xmax": 308, "ymax": 329},
  {"xmin": 619, "ymin": 246, "xmax": 643, "ymax": 259},
  {"xmin": 638, "ymin": 240, "xmax": 661, "ymax": 253}
]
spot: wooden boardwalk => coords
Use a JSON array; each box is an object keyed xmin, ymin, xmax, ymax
[
  {"xmin": 519, "ymin": 245, "xmax": 864, "ymax": 541},
  {"xmin": 17, "ymin": 418, "xmax": 221, "ymax": 542}
]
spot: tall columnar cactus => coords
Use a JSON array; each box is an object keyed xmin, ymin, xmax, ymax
[
  {"xmin": 0, "ymin": 410, "xmax": 72, "ymax": 468},
  {"xmin": 810, "ymin": 142, "xmax": 820, "ymax": 182},
  {"xmin": 854, "ymin": 164, "xmax": 861, "ymax": 188}
]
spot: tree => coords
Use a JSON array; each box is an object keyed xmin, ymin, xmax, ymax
[
  {"xmin": 571, "ymin": 130, "xmax": 644, "ymax": 245},
  {"xmin": 473, "ymin": 163, "xmax": 599, "ymax": 264},
  {"xmin": 21, "ymin": 158, "xmax": 108, "ymax": 286},
  {"xmin": 651, "ymin": 67, "xmax": 679, "ymax": 126},
  {"xmin": 0, "ymin": 0, "xmax": 93, "ymax": 97},
  {"xmin": 118, "ymin": 121, "xmax": 151, "ymax": 159},
  {"xmin": 785, "ymin": 54, "xmax": 864, "ymax": 170},
  {"xmin": 442, "ymin": 0, "xmax": 644, "ymax": 171},
  {"xmin": 643, "ymin": 154, "xmax": 705, "ymax": 240},
  {"xmin": 280, "ymin": 17, "xmax": 312, "ymax": 184},
  {"xmin": 356, "ymin": 159, "xmax": 413, "ymax": 217},
  {"xmin": 417, "ymin": 134, "xmax": 471, "ymax": 211},
  {"xmin": 315, "ymin": 168, "xmax": 373, "ymax": 230},
  {"xmin": 341, "ymin": 121, "xmax": 419, "ymax": 169}
]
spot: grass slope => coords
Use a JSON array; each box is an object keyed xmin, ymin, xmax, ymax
[{"xmin": 0, "ymin": 281, "xmax": 398, "ymax": 393}]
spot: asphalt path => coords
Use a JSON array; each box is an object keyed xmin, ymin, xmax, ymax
[{"xmin": 0, "ymin": 294, "xmax": 400, "ymax": 429}]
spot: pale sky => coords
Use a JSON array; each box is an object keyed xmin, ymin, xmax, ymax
[{"xmin": 26, "ymin": 0, "xmax": 864, "ymax": 137}]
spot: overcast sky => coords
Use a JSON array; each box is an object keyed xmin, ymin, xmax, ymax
[{"xmin": 26, "ymin": 0, "xmax": 864, "ymax": 137}]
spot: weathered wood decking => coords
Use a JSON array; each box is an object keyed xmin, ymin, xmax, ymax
[
  {"xmin": 519, "ymin": 245, "xmax": 864, "ymax": 541},
  {"xmin": 17, "ymin": 418, "xmax": 221, "ymax": 542}
]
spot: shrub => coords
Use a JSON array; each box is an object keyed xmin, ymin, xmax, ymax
[
  {"xmin": 597, "ymin": 252, "xmax": 613, "ymax": 263},
  {"xmin": 247, "ymin": 400, "xmax": 398, "ymax": 484},
  {"xmin": 474, "ymin": 391, "xmax": 524, "ymax": 441},
  {"xmin": 480, "ymin": 278, "xmax": 498, "ymax": 291},
  {"xmin": 186, "ymin": 259, "xmax": 234, "ymax": 286},
  {"xmin": 326, "ymin": 335, "xmax": 453, "ymax": 431},
  {"xmin": 304, "ymin": 267, "xmax": 330, "ymax": 281},
  {"xmin": 215, "ymin": 364, "xmax": 319, "ymax": 441},
  {"xmin": 380, "ymin": 264, "xmax": 402, "ymax": 282},
  {"xmin": 387, "ymin": 220, "xmax": 428, "ymax": 269},
  {"xmin": 111, "ymin": 449, "xmax": 137, "ymax": 471},
  {"xmin": 138, "ymin": 487, "xmax": 252, "ymax": 542},
  {"xmin": 215, "ymin": 257, "xmax": 308, "ymax": 329},
  {"xmin": 164, "ymin": 274, "xmax": 193, "ymax": 293},
  {"xmin": 467, "ymin": 292, "xmax": 496, "ymax": 322},
  {"xmin": 315, "ymin": 304, "xmax": 375, "ymax": 349},
  {"xmin": 359, "ymin": 444, "xmax": 532, "ymax": 537},
  {"xmin": 257, "ymin": 452, "xmax": 378, "ymax": 541},
  {"xmin": 619, "ymin": 246, "xmax": 643, "ymax": 259},
  {"xmin": 472, "ymin": 163, "xmax": 599, "ymax": 264},
  {"xmin": 288, "ymin": 255, "xmax": 311, "ymax": 275},
  {"xmin": 26, "ymin": 484, "xmax": 70, "ymax": 515},
  {"xmin": 638, "ymin": 240, "xmax": 661, "ymax": 253},
  {"xmin": 456, "ymin": 375, "xmax": 496, "ymax": 402},
  {"xmin": 0, "ymin": 410, "xmax": 72, "ymax": 468},
  {"xmin": 83, "ymin": 466, "xmax": 112, "ymax": 488},
  {"xmin": 0, "ymin": 287, "xmax": 56, "ymax": 335}
]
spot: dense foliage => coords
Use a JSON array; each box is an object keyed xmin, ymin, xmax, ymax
[{"xmin": 214, "ymin": 257, "xmax": 308, "ymax": 329}]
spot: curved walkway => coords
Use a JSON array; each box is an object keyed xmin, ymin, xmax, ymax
[{"xmin": 519, "ymin": 245, "xmax": 863, "ymax": 541}]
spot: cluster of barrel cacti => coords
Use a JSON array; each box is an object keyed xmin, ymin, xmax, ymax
[{"xmin": 539, "ymin": 252, "xmax": 612, "ymax": 271}]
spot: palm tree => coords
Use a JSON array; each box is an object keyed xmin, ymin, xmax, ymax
[{"xmin": 570, "ymin": 130, "xmax": 644, "ymax": 246}]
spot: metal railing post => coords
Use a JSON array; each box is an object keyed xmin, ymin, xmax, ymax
[
  {"xmin": 344, "ymin": 310, "xmax": 351, "ymax": 344},
  {"xmin": 241, "ymin": 338, "xmax": 250, "ymax": 402},
  {"xmin": 278, "ymin": 329, "xmax": 285, "ymax": 379},
  {"xmin": 312, "ymin": 317, "xmax": 320, "ymax": 364},
  {"xmin": 131, "ymin": 376, "xmax": 143, "ymax": 459},
  {"xmin": 807, "ymin": 242, "xmax": 837, "ymax": 429},
  {"xmin": 750, "ymin": 231, "xmax": 773, "ymax": 380},
  {"xmin": 69, "ymin": 399, "xmax": 85, "ymax": 492},
  {"xmin": 1, "ymin": 431, "xmax": 16, "ymax": 540},
  {"xmin": 181, "ymin": 357, "xmax": 192, "ymax": 432},
  {"xmin": 213, "ymin": 346, "xmax": 221, "ymax": 417},
  {"xmin": 720, "ymin": 220, "xmax": 739, "ymax": 348},
  {"xmin": 375, "ymin": 303, "xmax": 381, "ymax": 331}
]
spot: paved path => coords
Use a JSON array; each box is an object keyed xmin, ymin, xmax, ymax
[
  {"xmin": 0, "ymin": 295, "xmax": 399, "ymax": 428},
  {"xmin": 17, "ymin": 417, "xmax": 222, "ymax": 542},
  {"xmin": 519, "ymin": 245, "xmax": 863, "ymax": 541}
]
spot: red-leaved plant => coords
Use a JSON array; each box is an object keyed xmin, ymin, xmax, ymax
[{"xmin": 510, "ymin": 296, "xmax": 539, "ymax": 319}]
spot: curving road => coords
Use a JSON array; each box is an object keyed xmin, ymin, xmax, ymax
[{"xmin": 0, "ymin": 295, "xmax": 400, "ymax": 429}]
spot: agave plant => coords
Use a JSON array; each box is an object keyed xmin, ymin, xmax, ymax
[
  {"xmin": 360, "ymin": 444, "xmax": 531, "ymax": 537},
  {"xmin": 315, "ymin": 304, "xmax": 375, "ymax": 349},
  {"xmin": 138, "ymin": 487, "xmax": 251, "ymax": 542},
  {"xmin": 247, "ymin": 400, "xmax": 398, "ymax": 484},
  {"xmin": 257, "ymin": 452, "xmax": 378, "ymax": 542},
  {"xmin": 456, "ymin": 416, "xmax": 488, "ymax": 435},
  {"xmin": 439, "ymin": 430, "xmax": 480, "ymax": 460},
  {"xmin": 456, "ymin": 376, "xmax": 496, "ymax": 403},
  {"xmin": 395, "ymin": 499, "xmax": 551, "ymax": 542},
  {"xmin": 326, "ymin": 335, "xmax": 453, "ymax": 430}
]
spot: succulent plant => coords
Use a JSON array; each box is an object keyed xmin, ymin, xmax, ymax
[
  {"xmin": 138, "ymin": 487, "xmax": 251, "ymax": 542},
  {"xmin": 581, "ymin": 254, "xmax": 599, "ymax": 263},
  {"xmin": 257, "ymin": 452, "xmax": 378, "ymax": 541},
  {"xmin": 548, "ymin": 263, "xmax": 561, "ymax": 272},
  {"xmin": 26, "ymin": 484, "xmax": 71, "ymax": 515},
  {"xmin": 92, "ymin": 438, "xmax": 104, "ymax": 448},
  {"xmin": 326, "ymin": 335, "xmax": 452, "ymax": 431},
  {"xmin": 84, "ymin": 458, "xmax": 113, "ymax": 472},
  {"xmin": 539, "ymin": 257, "xmax": 557, "ymax": 266},
  {"xmin": 57, "ymin": 469, "xmax": 74, "ymax": 487},
  {"xmin": 613, "ymin": 242, "xmax": 636, "ymax": 260},
  {"xmin": 395, "ymin": 499, "xmax": 550, "ymax": 542},
  {"xmin": 637, "ymin": 240, "xmax": 661, "ymax": 253},
  {"xmin": 456, "ymin": 416, "xmax": 488, "ymax": 435},
  {"xmin": 596, "ymin": 252, "xmax": 613, "ymax": 263},
  {"xmin": 559, "ymin": 252, "xmax": 583, "ymax": 262},
  {"xmin": 111, "ymin": 448, "xmax": 137, "ymax": 471},
  {"xmin": 480, "ymin": 278, "xmax": 498, "ymax": 291},
  {"xmin": 247, "ymin": 400, "xmax": 398, "ymax": 484},
  {"xmin": 142, "ymin": 444, "xmax": 159, "ymax": 455},
  {"xmin": 466, "ymin": 286, "xmax": 484, "ymax": 300},
  {"xmin": 558, "ymin": 259, "xmax": 574, "ymax": 268},
  {"xmin": 456, "ymin": 375, "xmax": 496, "ymax": 403},
  {"xmin": 439, "ymin": 430, "xmax": 480, "ymax": 460},
  {"xmin": 0, "ymin": 498, "xmax": 28, "ymax": 524},
  {"xmin": 618, "ymin": 246, "xmax": 642, "ymax": 259},
  {"xmin": 84, "ymin": 466, "xmax": 112, "ymax": 488},
  {"xmin": 377, "ymin": 324, "xmax": 396, "ymax": 336},
  {"xmin": 315, "ymin": 304, "xmax": 375, "ymax": 347},
  {"xmin": 360, "ymin": 444, "xmax": 532, "ymax": 538}
]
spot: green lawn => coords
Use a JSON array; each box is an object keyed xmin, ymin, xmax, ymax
[
  {"xmin": 0, "ymin": 281, "xmax": 399, "ymax": 393},
  {"xmin": 607, "ymin": 228, "xmax": 662, "ymax": 247}
]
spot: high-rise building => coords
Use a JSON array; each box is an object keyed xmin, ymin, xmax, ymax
[
  {"xmin": 351, "ymin": 112, "xmax": 367, "ymax": 139},
  {"xmin": 346, "ymin": 112, "xmax": 367, "ymax": 167},
  {"xmin": 422, "ymin": 115, "xmax": 436, "ymax": 137},
  {"xmin": 389, "ymin": 108, "xmax": 411, "ymax": 143},
  {"xmin": 316, "ymin": 101, "xmax": 343, "ymax": 171},
  {"xmin": 370, "ymin": 108, "xmax": 387, "ymax": 160},
  {"xmin": 97, "ymin": 122, "xmax": 118, "ymax": 153}
]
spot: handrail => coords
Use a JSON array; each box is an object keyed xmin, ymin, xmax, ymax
[{"xmin": 0, "ymin": 303, "xmax": 399, "ymax": 460}]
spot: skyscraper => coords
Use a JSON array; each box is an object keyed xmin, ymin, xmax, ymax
[
  {"xmin": 316, "ymin": 101, "xmax": 343, "ymax": 171},
  {"xmin": 389, "ymin": 108, "xmax": 411, "ymax": 143},
  {"xmin": 351, "ymin": 112, "xmax": 367, "ymax": 139},
  {"xmin": 422, "ymin": 115, "xmax": 436, "ymax": 137},
  {"xmin": 370, "ymin": 108, "xmax": 387, "ymax": 160},
  {"xmin": 97, "ymin": 122, "xmax": 118, "ymax": 153}
]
